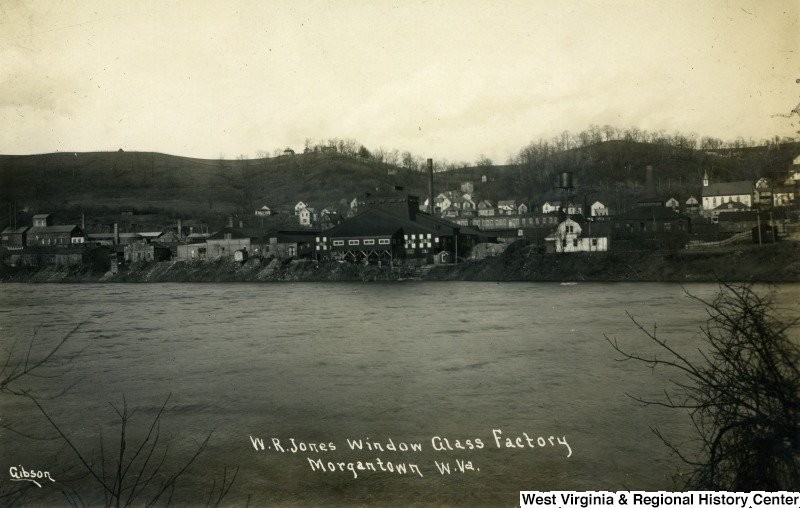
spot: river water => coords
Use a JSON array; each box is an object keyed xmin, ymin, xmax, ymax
[{"xmin": 1, "ymin": 282, "xmax": 798, "ymax": 506}]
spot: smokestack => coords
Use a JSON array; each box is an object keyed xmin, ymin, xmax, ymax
[
  {"xmin": 559, "ymin": 172, "xmax": 573, "ymax": 190},
  {"xmin": 113, "ymin": 222, "xmax": 119, "ymax": 245},
  {"xmin": 177, "ymin": 218, "xmax": 182, "ymax": 239},
  {"xmin": 645, "ymin": 165, "xmax": 655, "ymax": 195},
  {"xmin": 427, "ymin": 158, "xmax": 434, "ymax": 214},
  {"xmin": 81, "ymin": 213, "xmax": 85, "ymax": 230}
]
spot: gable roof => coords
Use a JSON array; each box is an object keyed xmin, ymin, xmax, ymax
[{"xmin": 702, "ymin": 181, "xmax": 752, "ymax": 197}]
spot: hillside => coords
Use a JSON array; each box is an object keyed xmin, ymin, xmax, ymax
[
  {"xmin": 0, "ymin": 150, "xmax": 429, "ymax": 229},
  {"xmin": 1, "ymin": 140, "xmax": 798, "ymax": 231}
]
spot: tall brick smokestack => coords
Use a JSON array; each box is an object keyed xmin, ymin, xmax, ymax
[
  {"xmin": 645, "ymin": 165, "xmax": 655, "ymax": 196},
  {"xmin": 427, "ymin": 158, "xmax": 434, "ymax": 214}
]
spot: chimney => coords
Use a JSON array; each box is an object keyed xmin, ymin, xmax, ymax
[
  {"xmin": 113, "ymin": 222, "xmax": 119, "ymax": 245},
  {"xmin": 645, "ymin": 165, "xmax": 655, "ymax": 195},
  {"xmin": 559, "ymin": 172, "xmax": 573, "ymax": 190},
  {"xmin": 177, "ymin": 218, "xmax": 182, "ymax": 239},
  {"xmin": 427, "ymin": 158, "xmax": 434, "ymax": 214},
  {"xmin": 81, "ymin": 213, "xmax": 85, "ymax": 230}
]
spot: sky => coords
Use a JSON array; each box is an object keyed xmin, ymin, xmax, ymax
[{"xmin": 1, "ymin": 0, "xmax": 798, "ymax": 163}]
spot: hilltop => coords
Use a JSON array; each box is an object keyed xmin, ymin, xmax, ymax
[{"xmin": 0, "ymin": 150, "xmax": 428, "ymax": 228}]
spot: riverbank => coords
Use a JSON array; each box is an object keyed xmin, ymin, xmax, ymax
[
  {"xmin": 426, "ymin": 240, "xmax": 800, "ymax": 282},
  {"xmin": 1, "ymin": 240, "xmax": 798, "ymax": 283}
]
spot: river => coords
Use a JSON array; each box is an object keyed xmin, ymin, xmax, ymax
[{"xmin": 1, "ymin": 282, "xmax": 798, "ymax": 506}]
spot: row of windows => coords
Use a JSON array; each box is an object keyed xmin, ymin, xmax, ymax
[
  {"xmin": 561, "ymin": 238, "xmax": 599, "ymax": 247},
  {"xmin": 708, "ymin": 195, "xmax": 749, "ymax": 206},
  {"xmin": 471, "ymin": 216, "xmax": 560, "ymax": 229},
  {"xmin": 331, "ymin": 238, "xmax": 391, "ymax": 247}
]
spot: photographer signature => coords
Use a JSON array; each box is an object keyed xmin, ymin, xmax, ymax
[{"xmin": 9, "ymin": 466, "xmax": 55, "ymax": 488}]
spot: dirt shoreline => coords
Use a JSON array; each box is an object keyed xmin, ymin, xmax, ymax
[{"xmin": 1, "ymin": 241, "xmax": 798, "ymax": 283}]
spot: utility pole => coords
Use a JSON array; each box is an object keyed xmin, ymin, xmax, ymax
[{"xmin": 757, "ymin": 213, "xmax": 762, "ymax": 246}]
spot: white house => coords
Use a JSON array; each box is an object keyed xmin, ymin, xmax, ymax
[
  {"xmin": 685, "ymin": 196, "xmax": 700, "ymax": 213},
  {"xmin": 299, "ymin": 207, "xmax": 317, "ymax": 226},
  {"xmin": 477, "ymin": 200, "xmax": 496, "ymax": 216},
  {"xmin": 701, "ymin": 171, "xmax": 753, "ymax": 210},
  {"xmin": 665, "ymin": 197, "xmax": 680, "ymax": 210},
  {"xmin": 497, "ymin": 200, "xmax": 516, "ymax": 214},
  {"xmin": 462, "ymin": 196, "xmax": 477, "ymax": 212},
  {"xmin": 294, "ymin": 201, "xmax": 308, "ymax": 216},
  {"xmin": 590, "ymin": 201, "xmax": 610, "ymax": 217},
  {"xmin": 545, "ymin": 218, "xmax": 609, "ymax": 253},
  {"xmin": 542, "ymin": 201, "xmax": 561, "ymax": 214},
  {"xmin": 255, "ymin": 205, "xmax": 272, "ymax": 217},
  {"xmin": 517, "ymin": 203, "xmax": 529, "ymax": 215}
]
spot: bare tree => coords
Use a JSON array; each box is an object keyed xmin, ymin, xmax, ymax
[
  {"xmin": 1, "ymin": 324, "xmax": 237, "ymax": 507},
  {"xmin": 606, "ymin": 283, "xmax": 800, "ymax": 490}
]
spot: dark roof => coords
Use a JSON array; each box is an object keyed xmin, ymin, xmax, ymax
[
  {"xmin": 617, "ymin": 206, "xmax": 688, "ymax": 221},
  {"xmin": 270, "ymin": 230, "xmax": 320, "ymax": 244},
  {"xmin": 323, "ymin": 208, "xmax": 409, "ymax": 237},
  {"xmin": 2, "ymin": 227, "xmax": 29, "ymax": 234},
  {"xmin": 28, "ymin": 225, "xmax": 83, "ymax": 234},
  {"xmin": 702, "ymin": 181, "xmax": 752, "ymax": 197},
  {"xmin": 413, "ymin": 212, "xmax": 461, "ymax": 236}
]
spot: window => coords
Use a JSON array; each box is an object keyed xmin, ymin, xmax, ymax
[
  {"xmin": 378, "ymin": 238, "xmax": 390, "ymax": 245},
  {"xmin": 566, "ymin": 225, "xmax": 574, "ymax": 233},
  {"xmin": 591, "ymin": 238, "xmax": 598, "ymax": 246},
  {"xmin": 572, "ymin": 239, "xmax": 578, "ymax": 247},
  {"xmin": 332, "ymin": 240, "xmax": 344, "ymax": 246},
  {"xmin": 363, "ymin": 239, "xmax": 375, "ymax": 245},
  {"xmin": 348, "ymin": 239, "xmax": 359, "ymax": 246}
]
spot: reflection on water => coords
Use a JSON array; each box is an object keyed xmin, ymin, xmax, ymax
[{"xmin": 1, "ymin": 282, "xmax": 798, "ymax": 505}]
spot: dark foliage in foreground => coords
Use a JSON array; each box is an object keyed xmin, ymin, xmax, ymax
[{"xmin": 607, "ymin": 283, "xmax": 800, "ymax": 490}]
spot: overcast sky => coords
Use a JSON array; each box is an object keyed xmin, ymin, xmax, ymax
[{"xmin": 1, "ymin": 0, "xmax": 798, "ymax": 162}]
